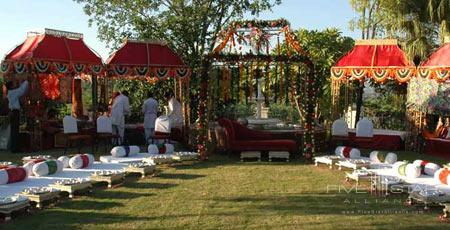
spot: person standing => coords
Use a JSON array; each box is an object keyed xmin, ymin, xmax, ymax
[
  {"xmin": 165, "ymin": 92, "xmax": 183, "ymax": 129},
  {"xmin": 6, "ymin": 80, "xmax": 29, "ymax": 152},
  {"xmin": 111, "ymin": 91, "xmax": 130, "ymax": 144},
  {"xmin": 142, "ymin": 91, "xmax": 158, "ymax": 143}
]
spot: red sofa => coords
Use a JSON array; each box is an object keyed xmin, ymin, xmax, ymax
[{"xmin": 218, "ymin": 118, "xmax": 297, "ymax": 153}]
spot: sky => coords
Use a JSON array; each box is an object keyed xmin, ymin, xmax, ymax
[{"xmin": 0, "ymin": 0, "xmax": 360, "ymax": 61}]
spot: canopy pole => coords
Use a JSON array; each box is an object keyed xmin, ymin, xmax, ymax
[
  {"xmin": 71, "ymin": 78, "xmax": 83, "ymax": 118},
  {"xmin": 92, "ymin": 75, "xmax": 98, "ymax": 120}
]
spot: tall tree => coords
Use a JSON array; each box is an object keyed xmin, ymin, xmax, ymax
[{"xmin": 75, "ymin": 0, "xmax": 281, "ymax": 69}]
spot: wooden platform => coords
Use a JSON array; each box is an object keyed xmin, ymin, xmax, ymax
[
  {"xmin": 268, "ymin": 151, "xmax": 289, "ymax": 162},
  {"xmin": 240, "ymin": 151, "xmax": 261, "ymax": 162},
  {"xmin": 125, "ymin": 165, "xmax": 156, "ymax": 178},
  {"xmin": 314, "ymin": 156, "xmax": 340, "ymax": 169},
  {"xmin": 336, "ymin": 159, "xmax": 370, "ymax": 171},
  {"xmin": 50, "ymin": 181, "xmax": 92, "ymax": 198},
  {"xmin": 0, "ymin": 198, "xmax": 30, "ymax": 221},
  {"xmin": 21, "ymin": 189, "xmax": 60, "ymax": 209},
  {"xmin": 90, "ymin": 173, "xmax": 125, "ymax": 188}
]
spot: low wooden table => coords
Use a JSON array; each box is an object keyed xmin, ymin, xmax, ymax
[
  {"xmin": 345, "ymin": 170, "xmax": 374, "ymax": 186},
  {"xmin": 336, "ymin": 159, "xmax": 371, "ymax": 171},
  {"xmin": 90, "ymin": 173, "xmax": 125, "ymax": 188},
  {"xmin": 0, "ymin": 199, "xmax": 30, "ymax": 221},
  {"xmin": 240, "ymin": 151, "xmax": 261, "ymax": 162},
  {"xmin": 407, "ymin": 190, "xmax": 450, "ymax": 213},
  {"xmin": 125, "ymin": 165, "xmax": 156, "ymax": 178},
  {"xmin": 268, "ymin": 151, "xmax": 289, "ymax": 162},
  {"xmin": 50, "ymin": 181, "xmax": 92, "ymax": 198},
  {"xmin": 314, "ymin": 156, "xmax": 340, "ymax": 169},
  {"xmin": 370, "ymin": 175, "xmax": 409, "ymax": 196},
  {"xmin": 21, "ymin": 190, "xmax": 60, "ymax": 209}
]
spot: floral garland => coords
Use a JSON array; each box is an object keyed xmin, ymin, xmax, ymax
[
  {"xmin": 331, "ymin": 67, "xmax": 415, "ymax": 84},
  {"xmin": 39, "ymin": 74, "xmax": 60, "ymax": 100}
]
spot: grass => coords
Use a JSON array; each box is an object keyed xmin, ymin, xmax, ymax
[{"xmin": 1, "ymin": 149, "xmax": 450, "ymax": 229}]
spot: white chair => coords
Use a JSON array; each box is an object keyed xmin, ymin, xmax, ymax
[
  {"xmin": 330, "ymin": 119, "xmax": 350, "ymax": 150},
  {"xmin": 62, "ymin": 116, "xmax": 91, "ymax": 154},
  {"xmin": 356, "ymin": 118, "xmax": 374, "ymax": 137},
  {"xmin": 151, "ymin": 115, "xmax": 171, "ymax": 144},
  {"xmin": 332, "ymin": 119, "xmax": 349, "ymax": 136},
  {"xmin": 96, "ymin": 116, "xmax": 119, "ymax": 153}
]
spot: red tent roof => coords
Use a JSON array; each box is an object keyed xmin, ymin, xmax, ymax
[
  {"xmin": 4, "ymin": 33, "xmax": 102, "ymax": 65},
  {"xmin": 418, "ymin": 42, "xmax": 450, "ymax": 82},
  {"xmin": 107, "ymin": 40, "xmax": 186, "ymax": 67},
  {"xmin": 421, "ymin": 42, "xmax": 450, "ymax": 67},
  {"xmin": 106, "ymin": 40, "xmax": 190, "ymax": 79},
  {"xmin": 334, "ymin": 39, "xmax": 412, "ymax": 68},
  {"xmin": 331, "ymin": 39, "xmax": 414, "ymax": 83}
]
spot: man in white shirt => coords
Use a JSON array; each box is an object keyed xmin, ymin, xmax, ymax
[
  {"xmin": 142, "ymin": 91, "xmax": 158, "ymax": 143},
  {"xmin": 6, "ymin": 80, "xmax": 29, "ymax": 152},
  {"xmin": 111, "ymin": 91, "xmax": 130, "ymax": 144},
  {"xmin": 165, "ymin": 92, "xmax": 183, "ymax": 129}
]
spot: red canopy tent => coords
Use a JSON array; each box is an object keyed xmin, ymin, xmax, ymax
[
  {"xmin": 1, "ymin": 29, "xmax": 104, "ymax": 119},
  {"xmin": 331, "ymin": 39, "xmax": 415, "ymax": 83},
  {"xmin": 329, "ymin": 39, "xmax": 415, "ymax": 151},
  {"xmin": 105, "ymin": 40, "xmax": 192, "ymax": 140},
  {"xmin": 410, "ymin": 41, "xmax": 450, "ymax": 158},
  {"xmin": 1, "ymin": 29, "xmax": 103, "ymax": 76},
  {"xmin": 106, "ymin": 40, "xmax": 190, "ymax": 80}
]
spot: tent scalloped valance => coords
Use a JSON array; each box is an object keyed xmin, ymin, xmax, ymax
[
  {"xmin": 108, "ymin": 65, "xmax": 191, "ymax": 80},
  {"xmin": 330, "ymin": 67, "xmax": 415, "ymax": 83},
  {"xmin": 0, "ymin": 60, "xmax": 104, "ymax": 76}
]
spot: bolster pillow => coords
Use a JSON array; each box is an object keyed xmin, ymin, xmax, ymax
[
  {"xmin": 23, "ymin": 159, "xmax": 46, "ymax": 176},
  {"xmin": 413, "ymin": 160, "xmax": 441, "ymax": 176},
  {"xmin": 370, "ymin": 151, "xmax": 397, "ymax": 164},
  {"xmin": 32, "ymin": 160, "xmax": 64, "ymax": 177},
  {"xmin": 69, "ymin": 154, "xmax": 95, "ymax": 169},
  {"xmin": 434, "ymin": 168, "xmax": 450, "ymax": 185},
  {"xmin": 57, "ymin": 156, "xmax": 71, "ymax": 168},
  {"xmin": 148, "ymin": 144, "xmax": 174, "ymax": 154},
  {"xmin": 393, "ymin": 161, "xmax": 421, "ymax": 179},
  {"xmin": 111, "ymin": 146, "xmax": 140, "ymax": 157},
  {"xmin": 335, "ymin": 146, "xmax": 360, "ymax": 159},
  {"xmin": 0, "ymin": 167, "xmax": 28, "ymax": 184}
]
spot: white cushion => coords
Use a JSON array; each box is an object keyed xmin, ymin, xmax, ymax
[
  {"xmin": 332, "ymin": 119, "xmax": 348, "ymax": 136},
  {"xmin": 63, "ymin": 116, "xmax": 78, "ymax": 134},
  {"xmin": 155, "ymin": 115, "xmax": 171, "ymax": 133},
  {"xmin": 356, "ymin": 118, "xmax": 373, "ymax": 137},
  {"xmin": 97, "ymin": 115, "xmax": 113, "ymax": 133}
]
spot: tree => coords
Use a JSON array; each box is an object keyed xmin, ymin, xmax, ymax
[{"xmin": 294, "ymin": 28, "xmax": 354, "ymax": 122}]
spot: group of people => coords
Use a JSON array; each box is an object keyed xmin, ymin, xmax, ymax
[{"xmin": 109, "ymin": 90, "xmax": 183, "ymax": 144}]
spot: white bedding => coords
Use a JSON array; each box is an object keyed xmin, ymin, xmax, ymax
[
  {"xmin": 99, "ymin": 153, "xmax": 155, "ymax": 163},
  {"xmin": 0, "ymin": 162, "xmax": 127, "ymax": 197}
]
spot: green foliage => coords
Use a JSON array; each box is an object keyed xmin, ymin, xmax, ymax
[
  {"xmin": 363, "ymin": 85, "xmax": 407, "ymax": 130},
  {"xmin": 294, "ymin": 28, "xmax": 354, "ymax": 122},
  {"xmin": 268, "ymin": 103, "xmax": 300, "ymax": 124},
  {"xmin": 349, "ymin": 0, "xmax": 450, "ymax": 59},
  {"xmin": 213, "ymin": 102, "xmax": 255, "ymax": 120}
]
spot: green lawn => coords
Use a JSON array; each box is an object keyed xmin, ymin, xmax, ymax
[{"xmin": 1, "ymin": 150, "xmax": 450, "ymax": 229}]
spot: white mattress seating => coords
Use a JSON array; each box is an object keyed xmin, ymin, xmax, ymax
[
  {"xmin": 143, "ymin": 155, "xmax": 173, "ymax": 165},
  {"xmin": 99, "ymin": 153, "xmax": 155, "ymax": 164}
]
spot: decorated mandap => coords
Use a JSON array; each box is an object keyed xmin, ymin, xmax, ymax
[
  {"xmin": 0, "ymin": 29, "xmax": 104, "ymax": 150},
  {"xmin": 198, "ymin": 19, "xmax": 319, "ymax": 160},
  {"xmin": 330, "ymin": 39, "xmax": 414, "ymax": 151}
]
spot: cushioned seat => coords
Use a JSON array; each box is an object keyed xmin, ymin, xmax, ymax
[{"xmin": 218, "ymin": 118, "xmax": 297, "ymax": 153}]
